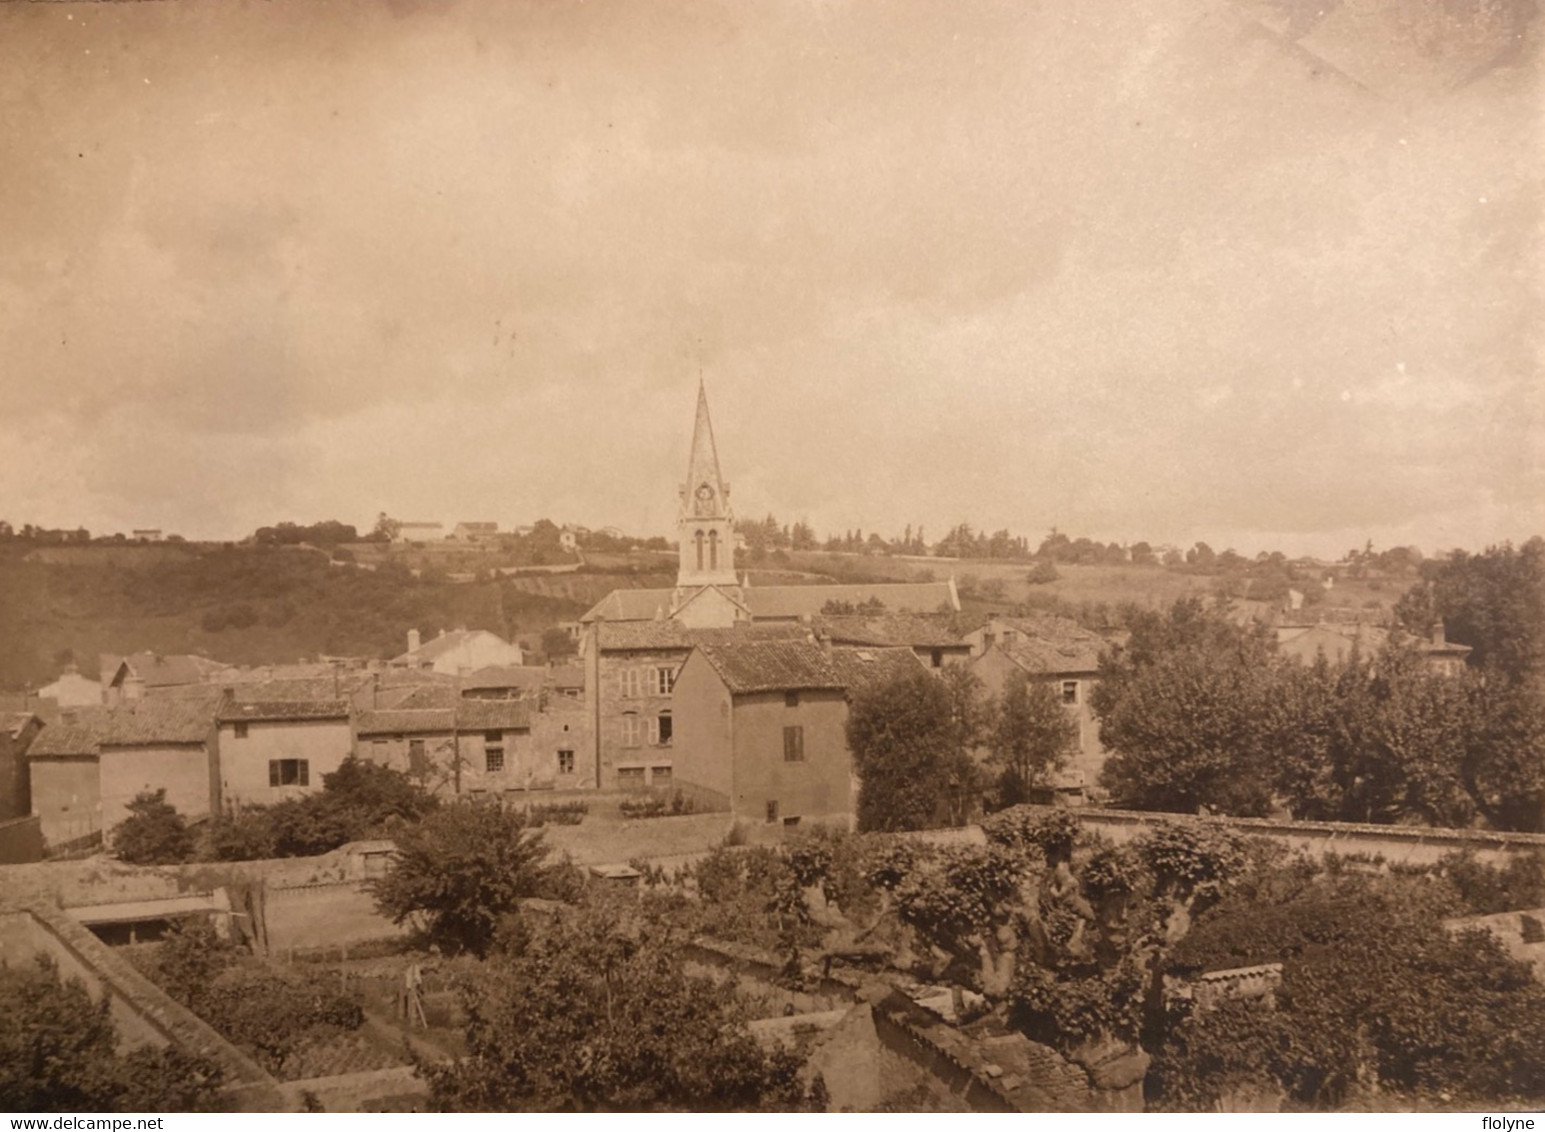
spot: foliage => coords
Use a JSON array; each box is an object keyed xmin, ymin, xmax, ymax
[
  {"xmin": 1026, "ymin": 560, "xmax": 1061, "ymax": 585},
  {"xmin": 539, "ymin": 626, "xmax": 578, "ymax": 660},
  {"xmin": 1009, "ymin": 955, "xmax": 1148, "ymax": 1050},
  {"xmin": 0, "ymin": 955, "xmax": 226, "ymax": 1112},
  {"xmin": 981, "ymin": 806, "xmax": 1080, "ymax": 862},
  {"xmin": 1394, "ymin": 538, "xmax": 1545, "ymax": 686},
  {"xmin": 423, "ymin": 903, "xmax": 807, "ymax": 1111},
  {"xmin": 1094, "ymin": 599, "xmax": 1290, "ymax": 816},
  {"xmin": 140, "ymin": 921, "xmax": 364, "ymax": 1078},
  {"xmin": 112, "ymin": 789, "xmax": 195, "ymax": 865},
  {"xmin": 369, "ymin": 800, "xmax": 557, "ymax": 956},
  {"xmin": 201, "ymin": 756, "xmax": 438, "ymax": 860},
  {"xmin": 847, "ymin": 667, "xmax": 981, "ymax": 831},
  {"xmin": 1152, "ymin": 872, "xmax": 1545, "ymax": 1109},
  {"xmin": 1132, "ymin": 821, "xmax": 1250, "ymax": 905},
  {"xmin": 618, "ymin": 791, "xmax": 696, "ymax": 819},
  {"xmin": 1437, "ymin": 850, "xmax": 1545, "ymax": 915},
  {"xmin": 986, "ymin": 679, "xmax": 1079, "ymax": 807},
  {"xmin": 525, "ymin": 800, "xmax": 588, "ymax": 826}
]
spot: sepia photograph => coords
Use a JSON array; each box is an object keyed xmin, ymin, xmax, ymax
[{"xmin": 1, "ymin": 0, "xmax": 1542, "ymax": 1118}]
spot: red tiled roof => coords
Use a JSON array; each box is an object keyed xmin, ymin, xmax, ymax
[
  {"xmin": 461, "ymin": 666, "xmax": 548, "ymax": 692},
  {"xmin": 354, "ymin": 708, "xmax": 456, "ymax": 736},
  {"xmin": 827, "ymin": 646, "xmax": 929, "ymax": 692},
  {"xmin": 218, "ymin": 700, "xmax": 349, "ymax": 723},
  {"xmin": 454, "ymin": 700, "xmax": 531, "ymax": 730},
  {"xmin": 696, "ymin": 641, "xmax": 845, "ymax": 695},
  {"xmin": 815, "ymin": 613, "xmax": 968, "ymax": 649}
]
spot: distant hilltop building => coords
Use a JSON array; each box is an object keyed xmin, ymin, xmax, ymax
[
  {"xmin": 392, "ymin": 521, "xmax": 445, "ymax": 544},
  {"xmin": 448, "ymin": 521, "xmax": 499, "ymax": 542}
]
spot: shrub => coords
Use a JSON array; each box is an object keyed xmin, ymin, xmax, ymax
[
  {"xmin": 0, "ymin": 955, "xmax": 225, "ymax": 1111},
  {"xmin": 1438, "ymin": 850, "xmax": 1545, "ymax": 915},
  {"xmin": 113, "ymin": 789, "xmax": 194, "ymax": 865},
  {"xmin": 369, "ymin": 800, "xmax": 554, "ymax": 957}
]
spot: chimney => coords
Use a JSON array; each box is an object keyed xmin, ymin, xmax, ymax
[
  {"xmin": 408, "ymin": 628, "xmax": 421, "ymax": 654},
  {"xmin": 816, "ymin": 629, "xmax": 832, "ymax": 656},
  {"xmin": 1433, "ymin": 622, "xmax": 1447, "ymax": 647}
]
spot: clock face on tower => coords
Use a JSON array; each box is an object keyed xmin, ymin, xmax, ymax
[{"xmin": 694, "ymin": 482, "xmax": 715, "ymax": 515}]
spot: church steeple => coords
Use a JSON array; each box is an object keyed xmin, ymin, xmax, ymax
[
  {"xmin": 676, "ymin": 381, "xmax": 739, "ymax": 589},
  {"xmin": 680, "ymin": 380, "xmax": 730, "ymax": 522}
]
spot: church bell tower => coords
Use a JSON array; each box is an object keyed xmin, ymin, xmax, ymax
[{"xmin": 676, "ymin": 382, "xmax": 739, "ymax": 590}]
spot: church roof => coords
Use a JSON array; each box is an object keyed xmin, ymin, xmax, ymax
[
  {"xmin": 580, "ymin": 588, "xmax": 677, "ymax": 623},
  {"xmin": 593, "ymin": 620, "xmax": 809, "ymax": 652},
  {"xmin": 745, "ymin": 582, "xmax": 960, "ymax": 620}
]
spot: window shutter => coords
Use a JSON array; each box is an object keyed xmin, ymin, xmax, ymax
[
  {"xmin": 269, "ymin": 761, "xmax": 280, "ymax": 787},
  {"xmin": 298, "ymin": 761, "xmax": 309, "ymax": 787}
]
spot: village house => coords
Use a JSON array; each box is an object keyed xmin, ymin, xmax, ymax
[
  {"xmin": 100, "ymin": 651, "xmax": 232, "ymax": 705},
  {"xmin": 578, "ymin": 384, "xmax": 964, "ymax": 788},
  {"xmin": 39, "ymin": 664, "xmax": 104, "ymax": 707},
  {"xmin": 448, "ymin": 521, "xmax": 499, "ymax": 542},
  {"xmin": 671, "ymin": 639, "xmax": 924, "ymax": 827},
  {"xmin": 968, "ymin": 614, "xmax": 1113, "ymax": 797},
  {"xmin": 27, "ymin": 692, "xmax": 223, "ymax": 849},
  {"xmin": 392, "ymin": 627, "xmax": 524, "ymax": 675},
  {"xmin": 355, "ymin": 687, "xmax": 591, "ymax": 795},
  {"xmin": 0, "ymin": 712, "xmax": 42, "ymax": 823},
  {"xmin": 584, "ymin": 620, "xmax": 810, "ymax": 790},
  {"xmin": 814, "ymin": 613, "xmax": 972, "ymax": 670},
  {"xmin": 391, "ymin": 521, "xmax": 446, "ymax": 543},
  {"xmin": 215, "ymin": 688, "xmax": 353, "ymax": 809}
]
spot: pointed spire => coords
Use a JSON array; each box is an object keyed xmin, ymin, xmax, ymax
[{"xmin": 681, "ymin": 380, "xmax": 730, "ymax": 519}]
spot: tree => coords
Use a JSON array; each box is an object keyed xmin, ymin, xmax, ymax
[
  {"xmin": 113, "ymin": 789, "xmax": 194, "ymax": 865},
  {"xmin": 1395, "ymin": 539, "xmax": 1545, "ymax": 686},
  {"xmin": 988, "ymin": 678, "xmax": 1079, "ymax": 807},
  {"xmin": 0, "ymin": 955, "xmax": 224, "ymax": 1112},
  {"xmin": 369, "ymin": 512, "xmax": 401, "ymax": 543},
  {"xmin": 422, "ymin": 903, "xmax": 805, "ymax": 1111},
  {"xmin": 369, "ymin": 801, "xmax": 556, "ymax": 956},
  {"xmin": 1093, "ymin": 600, "xmax": 1288, "ymax": 816},
  {"xmin": 541, "ymin": 626, "xmax": 578, "ymax": 661},
  {"xmin": 848, "ymin": 668, "xmax": 981, "ymax": 831}
]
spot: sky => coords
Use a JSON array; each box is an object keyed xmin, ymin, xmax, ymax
[{"xmin": 1, "ymin": 0, "xmax": 1540, "ymax": 559}]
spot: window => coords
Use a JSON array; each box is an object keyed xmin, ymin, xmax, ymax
[
  {"xmin": 694, "ymin": 530, "xmax": 705, "ymax": 571},
  {"xmin": 268, "ymin": 759, "xmax": 309, "ymax": 788},
  {"xmin": 785, "ymin": 691, "xmax": 800, "ymax": 707},
  {"xmin": 621, "ymin": 714, "xmax": 644, "ymax": 748},
  {"xmin": 651, "ymin": 765, "xmax": 672, "ymax": 784},
  {"xmin": 1062, "ymin": 680, "xmax": 1079, "ymax": 705},
  {"xmin": 485, "ymin": 748, "xmax": 504, "ymax": 773},
  {"xmin": 652, "ymin": 712, "xmax": 673, "ymax": 746},
  {"xmin": 233, "ymin": 722, "xmax": 249, "ymax": 739},
  {"xmin": 708, "ymin": 529, "xmax": 719, "ymax": 570},
  {"xmin": 655, "ymin": 666, "xmax": 677, "ymax": 695},
  {"xmin": 408, "ymin": 738, "xmax": 429, "ymax": 776},
  {"xmin": 783, "ymin": 725, "xmax": 805, "ymax": 763},
  {"xmin": 783, "ymin": 816, "xmax": 801, "ymax": 828},
  {"xmin": 765, "ymin": 799, "xmax": 779, "ymax": 823},
  {"xmin": 618, "ymin": 766, "xmax": 646, "ymax": 790},
  {"xmin": 621, "ymin": 668, "xmax": 644, "ymax": 699},
  {"xmin": 931, "ymin": 649, "xmax": 944, "ymax": 668},
  {"xmin": 558, "ymin": 749, "xmax": 575, "ymax": 775}
]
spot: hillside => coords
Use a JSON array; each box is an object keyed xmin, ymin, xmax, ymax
[{"xmin": 0, "ymin": 545, "xmax": 590, "ymax": 689}]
